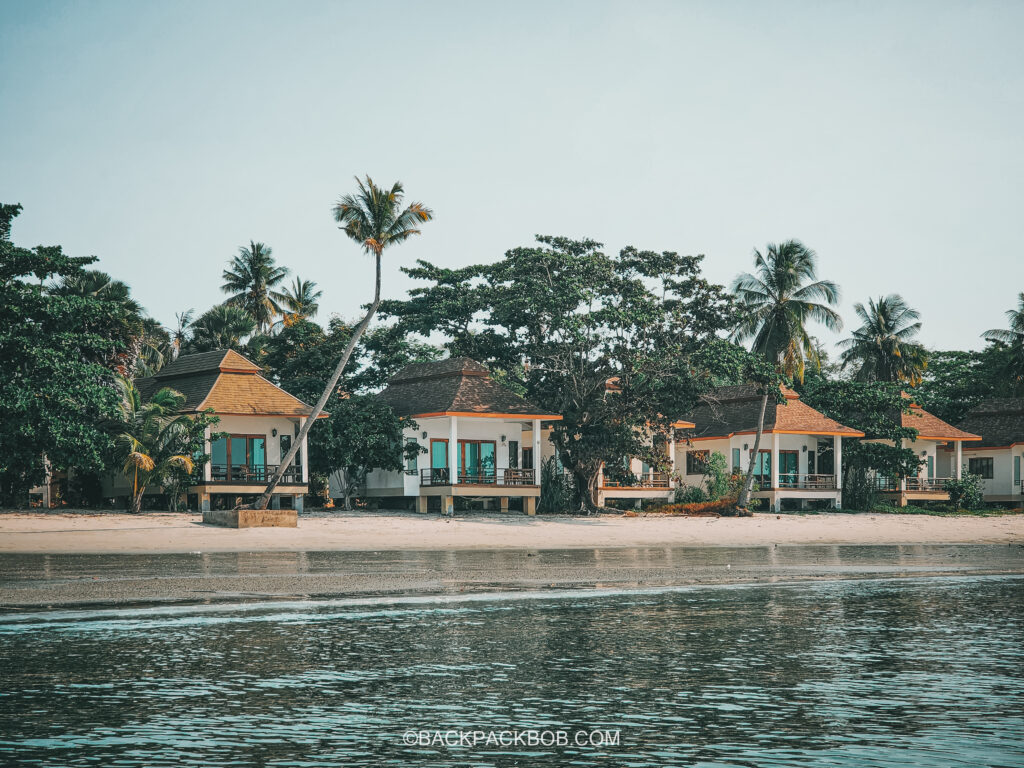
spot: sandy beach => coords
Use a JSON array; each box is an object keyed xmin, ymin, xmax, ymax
[{"xmin": 1, "ymin": 510, "xmax": 1022, "ymax": 554}]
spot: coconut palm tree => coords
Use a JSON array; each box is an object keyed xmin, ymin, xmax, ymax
[
  {"xmin": 169, "ymin": 309, "xmax": 195, "ymax": 360},
  {"xmin": 113, "ymin": 379, "xmax": 195, "ymax": 513},
  {"xmin": 280, "ymin": 276, "xmax": 323, "ymax": 323},
  {"xmin": 50, "ymin": 269, "xmax": 143, "ymax": 315},
  {"xmin": 252, "ymin": 176, "xmax": 433, "ymax": 510},
  {"xmin": 221, "ymin": 241, "xmax": 289, "ymax": 332},
  {"xmin": 837, "ymin": 294, "xmax": 928, "ymax": 385},
  {"xmin": 189, "ymin": 304, "xmax": 257, "ymax": 352},
  {"xmin": 731, "ymin": 240, "xmax": 842, "ymax": 509},
  {"xmin": 983, "ymin": 292, "xmax": 1024, "ymax": 392}
]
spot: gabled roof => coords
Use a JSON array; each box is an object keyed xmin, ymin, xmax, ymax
[
  {"xmin": 955, "ymin": 398, "xmax": 1024, "ymax": 449},
  {"xmin": 898, "ymin": 393, "xmax": 980, "ymax": 442},
  {"xmin": 680, "ymin": 385, "xmax": 864, "ymax": 440},
  {"xmin": 379, "ymin": 357, "xmax": 561, "ymax": 420},
  {"xmin": 138, "ymin": 349, "xmax": 323, "ymax": 418}
]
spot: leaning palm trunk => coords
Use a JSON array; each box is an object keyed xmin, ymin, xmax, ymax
[
  {"xmin": 249, "ymin": 255, "xmax": 382, "ymax": 510},
  {"xmin": 736, "ymin": 390, "xmax": 769, "ymax": 512}
]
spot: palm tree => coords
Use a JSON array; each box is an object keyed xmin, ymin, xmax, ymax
[
  {"xmin": 983, "ymin": 292, "xmax": 1024, "ymax": 392},
  {"xmin": 252, "ymin": 176, "xmax": 433, "ymax": 509},
  {"xmin": 280, "ymin": 276, "xmax": 323, "ymax": 323},
  {"xmin": 169, "ymin": 309, "xmax": 195, "ymax": 360},
  {"xmin": 837, "ymin": 294, "xmax": 928, "ymax": 385},
  {"xmin": 188, "ymin": 304, "xmax": 257, "ymax": 351},
  {"xmin": 221, "ymin": 241, "xmax": 289, "ymax": 332},
  {"xmin": 136, "ymin": 317, "xmax": 172, "ymax": 376},
  {"xmin": 731, "ymin": 240, "xmax": 842, "ymax": 510},
  {"xmin": 113, "ymin": 379, "xmax": 195, "ymax": 513},
  {"xmin": 51, "ymin": 269, "xmax": 143, "ymax": 315}
]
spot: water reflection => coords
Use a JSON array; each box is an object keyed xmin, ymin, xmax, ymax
[{"xmin": 0, "ymin": 576, "xmax": 1021, "ymax": 766}]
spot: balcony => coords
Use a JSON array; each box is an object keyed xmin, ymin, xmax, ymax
[
  {"xmin": 419, "ymin": 468, "xmax": 536, "ymax": 487},
  {"xmin": 872, "ymin": 476, "xmax": 950, "ymax": 492},
  {"xmin": 775, "ymin": 474, "xmax": 838, "ymax": 490},
  {"xmin": 209, "ymin": 463, "xmax": 304, "ymax": 485},
  {"xmin": 601, "ymin": 472, "xmax": 671, "ymax": 489}
]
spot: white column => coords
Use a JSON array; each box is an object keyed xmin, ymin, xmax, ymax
[
  {"xmin": 532, "ymin": 419, "xmax": 542, "ymax": 486},
  {"xmin": 834, "ymin": 436, "xmax": 843, "ymax": 489},
  {"xmin": 299, "ymin": 417, "xmax": 309, "ymax": 482},
  {"xmin": 449, "ymin": 416, "xmax": 459, "ymax": 484},
  {"xmin": 955, "ymin": 441, "xmax": 962, "ymax": 480},
  {"xmin": 203, "ymin": 425, "xmax": 212, "ymax": 482},
  {"xmin": 770, "ymin": 433, "xmax": 780, "ymax": 490},
  {"xmin": 668, "ymin": 429, "xmax": 676, "ymax": 486}
]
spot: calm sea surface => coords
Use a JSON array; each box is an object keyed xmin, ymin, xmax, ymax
[{"xmin": 1, "ymin": 575, "xmax": 1022, "ymax": 767}]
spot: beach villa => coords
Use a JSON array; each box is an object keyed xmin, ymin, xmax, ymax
[
  {"xmin": 869, "ymin": 395, "xmax": 980, "ymax": 506},
  {"xmin": 678, "ymin": 385, "xmax": 863, "ymax": 511},
  {"xmin": 594, "ymin": 420, "xmax": 696, "ymax": 506},
  {"xmin": 351, "ymin": 357, "xmax": 562, "ymax": 515},
  {"xmin": 117, "ymin": 349, "xmax": 323, "ymax": 512},
  {"xmin": 946, "ymin": 398, "xmax": 1024, "ymax": 503}
]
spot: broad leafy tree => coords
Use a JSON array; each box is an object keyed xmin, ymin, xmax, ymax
[
  {"xmin": 0, "ymin": 204, "xmax": 123, "ymax": 505},
  {"xmin": 221, "ymin": 241, "xmax": 289, "ymax": 332},
  {"xmin": 838, "ymin": 294, "xmax": 928, "ymax": 385},
  {"xmin": 385, "ymin": 235, "xmax": 737, "ymax": 512},
  {"xmin": 252, "ymin": 176, "xmax": 433, "ymax": 509},
  {"xmin": 730, "ymin": 240, "xmax": 841, "ymax": 509}
]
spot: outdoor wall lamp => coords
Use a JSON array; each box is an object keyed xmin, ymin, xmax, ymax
[
  {"xmin": 921, "ymin": 450, "xmax": 928, "ymax": 456},
  {"xmin": 500, "ymin": 434, "xmax": 507, "ymax": 444},
  {"xmin": 743, "ymin": 444, "xmax": 748, "ymax": 451},
  {"xmin": 802, "ymin": 445, "xmax": 807, "ymax": 452},
  {"xmin": 271, "ymin": 428, "xmax": 277, "ymax": 437},
  {"xmin": 421, "ymin": 431, "xmax": 428, "ymax": 440}
]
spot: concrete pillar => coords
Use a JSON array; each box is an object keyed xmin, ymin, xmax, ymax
[
  {"xmin": 770, "ymin": 433, "xmax": 780, "ymax": 490},
  {"xmin": 449, "ymin": 416, "xmax": 459, "ymax": 485},
  {"xmin": 500, "ymin": 496, "xmax": 510, "ymax": 512},
  {"xmin": 299, "ymin": 418, "xmax": 309, "ymax": 483},
  {"xmin": 668, "ymin": 429, "xmax": 676, "ymax": 486},
  {"xmin": 532, "ymin": 419, "xmax": 542, "ymax": 487},
  {"xmin": 200, "ymin": 492, "xmax": 211, "ymax": 513},
  {"xmin": 955, "ymin": 441, "xmax": 962, "ymax": 480},
  {"xmin": 835, "ymin": 437, "xmax": 843, "ymax": 489},
  {"xmin": 525, "ymin": 496, "xmax": 537, "ymax": 516},
  {"xmin": 295, "ymin": 494, "xmax": 304, "ymax": 515},
  {"xmin": 416, "ymin": 495, "xmax": 428, "ymax": 514},
  {"xmin": 442, "ymin": 495, "xmax": 454, "ymax": 516},
  {"xmin": 203, "ymin": 426, "xmax": 212, "ymax": 482},
  {"xmin": 271, "ymin": 495, "xmax": 281, "ymax": 510}
]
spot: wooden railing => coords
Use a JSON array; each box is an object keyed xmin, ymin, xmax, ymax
[
  {"xmin": 602, "ymin": 472, "xmax": 671, "ymax": 489},
  {"xmin": 776, "ymin": 474, "xmax": 837, "ymax": 489},
  {"xmin": 872, "ymin": 476, "xmax": 950, "ymax": 492},
  {"xmin": 419, "ymin": 468, "xmax": 536, "ymax": 487},
  {"xmin": 210, "ymin": 463, "xmax": 303, "ymax": 484}
]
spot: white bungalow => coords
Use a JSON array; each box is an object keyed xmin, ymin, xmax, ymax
[
  {"xmin": 592, "ymin": 421, "xmax": 695, "ymax": 506},
  {"xmin": 869, "ymin": 395, "xmax": 980, "ymax": 505},
  {"xmin": 352, "ymin": 358, "xmax": 562, "ymax": 515},
  {"xmin": 678, "ymin": 385, "xmax": 864, "ymax": 511},
  {"xmin": 944, "ymin": 398, "xmax": 1024, "ymax": 503},
  {"xmin": 116, "ymin": 349, "xmax": 322, "ymax": 512}
]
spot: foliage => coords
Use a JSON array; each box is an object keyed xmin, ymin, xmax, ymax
[
  {"xmin": 943, "ymin": 473, "xmax": 984, "ymax": 512},
  {"xmin": 912, "ymin": 349, "xmax": 1001, "ymax": 424},
  {"xmin": 188, "ymin": 303, "xmax": 257, "ymax": 352},
  {"xmin": 701, "ymin": 451, "xmax": 734, "ymax": 501},
  {"xmin": 0, "ymin": 204, "xmax": 125, "ymax": 506},
  {"xmin": 839, "ymin": 441, "xmax": 923, "ymax": 510},
  {"xmin": 731, "ymin": 239, "xmax": 842, "ymax": 382},
  {"xmin": 658, "ymin": 497, "xmax": 746, "ymax": 517},
  {"xmin": 111, "ymin": 378, "xmax": 216, "ymax": 513},
  {"xmin": 981, "ymin": 292, "xmax": 1024, "ymax": 395},
  {"xmin": 280, "ymin": 276, "xmax": 323, "ymax": 322},
  {"xmin": 221, "ymin": 241, "xmax": 289, "ymax": 332},
  {"xmin": 538, "ymin": 456, "xmax": 577, "ymax": 513},
  {"xmin": 801, "ymin": 379, "xmax": 916, "ymax": 441},
  {"xmin": 384, "ymin": 235, "xmax": 737, "ymax": 512},
  {"xmin": 674, "ymin": 484, "xmax": 706, "ymax": 504},
  {"xmin": 838, "ymin": 294, "xmax": 928, "ymax": 385}
]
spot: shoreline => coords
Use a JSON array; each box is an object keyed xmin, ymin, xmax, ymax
[
  {"xmin": 2, "ymin": 541, "xmax": 1023, "ymax": 610},
  {"xmin": 0, "ymin": 510, "xmax": 1021, "ymax": 555}
]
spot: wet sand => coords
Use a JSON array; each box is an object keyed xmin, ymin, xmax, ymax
[
  {"xmin": 1, "ymin": 510, "xmax": 1022, "ymax": 555},
  {"xmin": 2, "ymin": 544, "xmax": 1022, "ymax": 609}
]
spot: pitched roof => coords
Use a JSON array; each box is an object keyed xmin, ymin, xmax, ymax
[
  {"xmin": 955, "ymin": 398, "xmax": 1024, "ymax": 449},
  {"xmin": 898, "ymin": 394, "xmax": 980, "ymax": 442},
  {"xmin": 378, "ymin": 357, "xmax": 561, "ymax": 419},
  {"xmin": 680, "ymin": 385, "xmax": 864, "ymax": 439},
  {"xmin": 138, "ymin": 349, "xmax": 321, "ymax": 418}
]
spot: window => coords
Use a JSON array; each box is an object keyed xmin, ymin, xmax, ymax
[
  {"xmin": 280, "ymin": 434, "xmax": 301, "ymax": 470},
  {"xmin": 1014, "ymin": 455, "xmax": 1021, "ymax": 485},
  {"xmin": 686, "ymin": 450, "xmax": 709, "ymax": 475},
  {"xmin": 807, "ymin": 448, "xmax": 816, "ymax": 475},
  {"xmin": 731, "ymin": 448, "xmax": 741, "ymax": 473},
  {"xmin": 927, "ymin": 456, "xmax": 934, "ymax": 479},
  {"xmin": 522, "ymin": 447, "xmax": 534, "ymax": 470},
  {"xmin": 405, "ymin": 438, "xmax": 419, "ymax": 474},
  {"xmin": 211, "ymin": 435, "xmax": 267, "ymax": 482},
  {"xmin": 508, "ymin": 440, "xmax": 519, "ymax": 469},
  {"xmin": 968, "ymin": 457, "xmax": 994, "ymax": 479}
]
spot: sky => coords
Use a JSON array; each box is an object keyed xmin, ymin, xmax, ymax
[{"xmin": 2, "ymin": 0, "xmax": 1022, "ymax": 355}]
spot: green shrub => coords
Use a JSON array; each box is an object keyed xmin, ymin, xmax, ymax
[
  {"xmin": 674, "ymin": 484, "xmax": 707, "ymax": 504},
  {"xmin": 539, "ymin": 456, "xmax": 576, "ymax": 513},
  {"xmin": 943, "ymin": 473, "xmax": 984, "ymax": 512}
]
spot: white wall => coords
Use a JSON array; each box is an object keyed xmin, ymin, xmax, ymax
[
  {"xmin": 676, "ymin": 433, "xmax": 828, "ymax": 487},
  {"xmin": 956, "ymin": 447, "xmax": 1022, "ymax": 497}
]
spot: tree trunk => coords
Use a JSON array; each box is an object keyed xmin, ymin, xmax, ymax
[
  {"xmin": 575, "ymin": 467, "xmax": 600, "ymax": 514},
  {"xmin": 130, "ymin": 487, "xmax": 144, "ymax": 514},
  {"xmin": 736, "ymin": 390, "xmax": 769, "ymax": 512},
  {"xmin": 343, "ymin": 469, "xmax": 353, "ymax": 511},
  {"xmin": 246, "ymin": 253, "xmax": 383, "ymax": 511}
]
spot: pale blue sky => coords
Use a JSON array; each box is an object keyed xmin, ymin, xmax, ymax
[{"xmin": 2, "ymin": 1, "xmax": 1021, "ymax": 353}]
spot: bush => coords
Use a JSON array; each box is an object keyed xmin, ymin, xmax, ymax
[
  {"xmin": 674, "ymin": 484, "xmax": 707, "ymax": 504},
  {"xmin": 943, "ymin": 473, "xmax": 984, "ymax": 512},
  {"xmin": 538, "ymin": 457, "xmax": 576, "ymax": 513}
]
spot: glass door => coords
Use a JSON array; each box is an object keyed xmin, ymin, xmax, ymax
[
  {"xmin": 779, "ymin": 451, "xmax": 799, "ymax": 487},
  {"xmin": 430, "ymin": 439, "xmax": 449, "ymax": 484},
  {"xmin": 249, "ymin": 437, "xmax": 266, "ymax": 481},
  {"xmin": 230, "ymin": 437, "xmax": 248, "ymax": 482}
]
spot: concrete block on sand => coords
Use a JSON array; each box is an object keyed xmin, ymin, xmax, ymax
[{"xmin": 202, "ymin": 508, "xmax": 298, "ymax": 528}]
